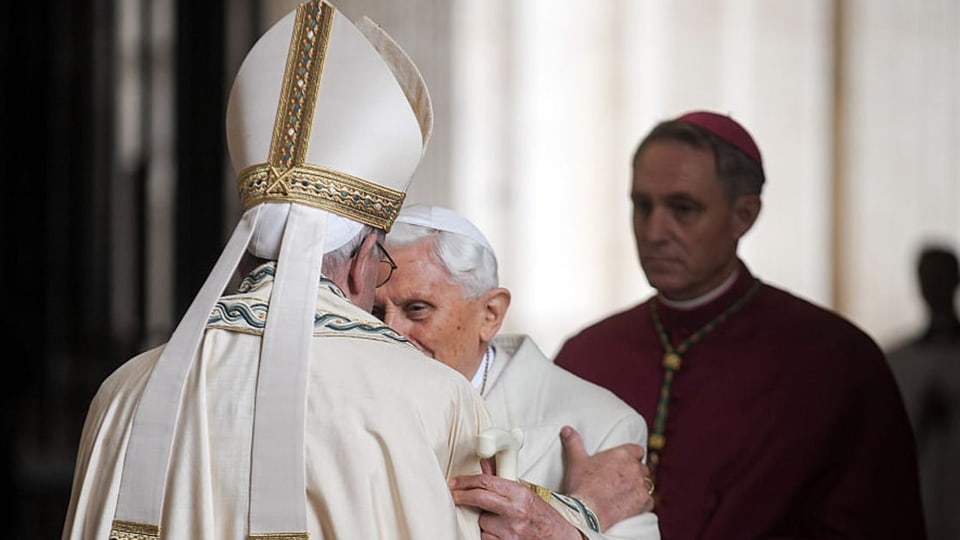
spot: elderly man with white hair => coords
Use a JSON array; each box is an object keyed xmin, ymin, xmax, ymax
[{"xmin": 375, "ymin": 204, "xmax": 660, "ymax": 540}]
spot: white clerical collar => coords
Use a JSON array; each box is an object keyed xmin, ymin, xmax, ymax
[
  {"xmin": 660, "ymin": 268, "xmax": 740, "ymax": 310},
  {"xmin": 469, "ymin": 345, "xmax": 496, "ymax": 393}
]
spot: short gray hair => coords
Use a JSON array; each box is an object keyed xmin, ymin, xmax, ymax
[
  {"xmin": 322, "ymin": 225, "xmax": 379, "ymax": 276},
  {"xmin": 386, "ymin": 222, "xmax": 498, "ymax": 298}
]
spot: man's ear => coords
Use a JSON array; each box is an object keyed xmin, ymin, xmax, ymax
[
  {"xmin": 732, "ymin": 195, "xmax": 761, "ymax": 239},
  {"xmin": 346, "ymin": 232, "xmax": 380, "ymax": 297},
  {"xmin": 479, "ymin": 287, "xmax": 511, "ymax": 343}
]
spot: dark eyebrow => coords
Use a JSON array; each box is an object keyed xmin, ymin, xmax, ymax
[
  {"xmin": 664, "ymin": 193, "xmax": 700, "ymax": 203},
  {"xmin": 632, "ymin": 191, "xmax": 701, "ymax": 205}
]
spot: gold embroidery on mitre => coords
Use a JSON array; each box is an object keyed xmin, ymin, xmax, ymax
[
  {"xmin": 236, "ymin": 0, "xmax": 404, "ymax": 230},
  {"xmin": 238, "ymin": 162, "xmax": 405, "ymax": 230},
  {"xmin": 248, "ymin": 533, "xmax": 310, "ymax": 540},
  {"xmin": 110, "ymin": 520, "xmax": 161, "ymax": 540},
  {"xmin": 269, "ymin": 0, "xmax": 330, "ymax": 171}
]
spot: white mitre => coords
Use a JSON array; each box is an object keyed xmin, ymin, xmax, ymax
[{"xmin": 110, "ymin": 1, "xmax": 432, "ymax": 538}]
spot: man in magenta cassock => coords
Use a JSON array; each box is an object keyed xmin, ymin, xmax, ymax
[{"xmin": 554, "ymin": 110, "xmax": 925, "ymax": 540}]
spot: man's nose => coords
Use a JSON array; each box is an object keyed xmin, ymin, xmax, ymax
[{"xmin": 641, "ymin": 208, "xmax": 670, "ymax": 242}]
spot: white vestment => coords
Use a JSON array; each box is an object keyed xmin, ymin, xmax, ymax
[
  {"xmin": 486, "ymin": 334, "xmax": 661, "ymax": 539},
  {"xmin": 62, "ymin": 266, "xmax": 491, "ymax": 539}
]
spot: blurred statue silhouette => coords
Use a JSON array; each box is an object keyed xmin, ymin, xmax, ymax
[{"xmin": 887, "ymin": 245, "xmax": 960, "ymax": 540}]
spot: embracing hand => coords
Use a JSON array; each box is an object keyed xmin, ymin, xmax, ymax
[
  {"xmin": 560, "ymin": 425, "xmax": 654, "ymax": 530},
  {"xmin": 449, "ymin": 460, "xmax": 583, "ymax": 540}
]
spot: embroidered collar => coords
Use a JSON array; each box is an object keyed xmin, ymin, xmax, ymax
[{"xmin": 239, "ymin": 261, "xmax": 348, "ymax": 299}]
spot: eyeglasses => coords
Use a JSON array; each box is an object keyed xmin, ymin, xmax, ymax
[
  {"xmin": 375, "ymin": 241, "xmax": 397, "ymax": 288},
  {"xmin": 349, "ymin": 239, "xmax": 397, "ymax": 288}
]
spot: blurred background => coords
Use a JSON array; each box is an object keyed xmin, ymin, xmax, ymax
[{"xmin": 3, "ymin": 0, "xmax": 958, "ymax": 537}]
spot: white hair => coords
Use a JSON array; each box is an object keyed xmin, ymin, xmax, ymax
[{"xmin": 387, "ymin": 221, "xmax": 498, "ymax": 298}]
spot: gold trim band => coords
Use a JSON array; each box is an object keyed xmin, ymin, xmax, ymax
[
  {"xmin": 237, "ymin": 162, "xmax": 405, "ymax": 230},
  {"xmin": 248, "ymin": 533, "xmax": 310, "ymax": 540},
  {"xmin": 520, "ymin": 479, "xmax": 553, "ymax": 503},
  {"xmin": 269, "ymin": 0, "xmax": 331, "ymax": 170},
  {"xmin": 110, "ymin": 520, "xmax": 161, "ymax": 540}
]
